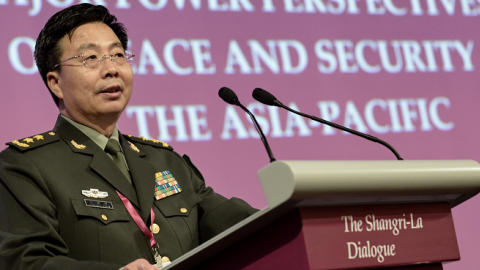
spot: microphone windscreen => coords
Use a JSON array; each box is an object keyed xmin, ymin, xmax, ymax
[
  {"xmin": 252, "ymin": 88, "xmax": 277, "ymax": 106},
  {"xmin": 218, "ymin": 87, "xmax": 239, "ymax": 105}
]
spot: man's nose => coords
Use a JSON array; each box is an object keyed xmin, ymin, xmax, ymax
[{"xmin": 101, "ymin": 54, "xmax": 119, "ymax": 77}]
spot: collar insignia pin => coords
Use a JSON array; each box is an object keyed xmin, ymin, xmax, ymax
[
  {"xmin": 128, "ymin": 141, "xmax": 140, "ymax": 153},
  {"xmin": 71, "ymin": 140, "xmax": 86, "ymax": 150}
]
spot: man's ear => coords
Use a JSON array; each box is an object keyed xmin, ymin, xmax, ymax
[{"xmin": 47, "ymin": 71, "xmax": 64, "ymax": 100}]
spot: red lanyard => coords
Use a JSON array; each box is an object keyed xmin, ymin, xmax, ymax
[{"xmin": 116, "ymin": 191, "xmax": 157, "ymax": 247}]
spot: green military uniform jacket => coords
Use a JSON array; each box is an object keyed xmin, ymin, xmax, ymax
[{"xmin": 0, "ymin": 116, "xmax": 257, "ymax": 270}]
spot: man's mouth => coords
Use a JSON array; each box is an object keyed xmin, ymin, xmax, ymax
[{"xmin": 101, "ymin": 86, "xmax": 122, "ymax": 94}]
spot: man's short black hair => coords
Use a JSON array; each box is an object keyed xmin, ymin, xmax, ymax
[{"xmin": 34, "ymin": 3, "xmax": 128, "ymax": 107}]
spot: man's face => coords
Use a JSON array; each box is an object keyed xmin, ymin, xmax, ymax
[{"xmin": 49, "ymin": 22, "xmax": 133, "ymax": 123}]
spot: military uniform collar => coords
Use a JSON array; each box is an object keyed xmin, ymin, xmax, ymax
[{"xmin": 60, "ymin": 114, "xmax": 120, "ymax": 151}]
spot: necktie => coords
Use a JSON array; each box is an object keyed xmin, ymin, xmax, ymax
[{"xmin": 105, "ymin": 139, "xmax": 132, "ymax": 184}]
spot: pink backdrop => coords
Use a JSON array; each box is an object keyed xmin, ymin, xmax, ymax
[{"xmin": 1, "ymin": 1, "xmax": 480, "ymax": 269}]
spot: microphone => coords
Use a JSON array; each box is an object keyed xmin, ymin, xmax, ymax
[
  {"xmin": 218, "ymin": 87, "xmax": 276, "ymax": 163},
  {"xmin": 252, "ymin": 88, "xmax": 403, "ymax": 160},
  {"xmin": 218, "ymin": 87, "xmax": 239, "ymax": 105}
]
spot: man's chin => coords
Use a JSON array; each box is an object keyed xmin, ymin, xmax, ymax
[{"xmin": 96, "ymin": 105, "xmax": 127, "ymax": 119}]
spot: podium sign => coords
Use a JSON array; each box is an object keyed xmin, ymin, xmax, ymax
[{"xmin": 300, "ymin": 203, "xmax": 458, "ymax": 269}]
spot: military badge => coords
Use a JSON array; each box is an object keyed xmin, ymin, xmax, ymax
[
  {"xmin": 23, "ymin": 138, "xmax": 34, "ymax": 143},
  {"xmin": 82, "ymin": 188, "xmax": 108, "ymax": 198},
  {"xmin": 149, "ymin": 138, "xmax": 169, "ymax": 147},
  {"xmin": 128, "ymin": 141, "xmax": 140, "ymax": 153},
  {"xmin": 33, "ymin": 135, "xmax": 44, "ymax": 140},
  {"xmin": 154, "ymin": 170, "xmax": 182, "ymax": 200},
  {"xmin": 12, "ymin": 140, "xmax": 29, "ymax": 148},
  {"xmin": 8, "ymin": 131, "xmax": 60, "ymax": 152},
  {"xmin": 71, "ymin": 140, "xmax": 86, "ymax": 150}
]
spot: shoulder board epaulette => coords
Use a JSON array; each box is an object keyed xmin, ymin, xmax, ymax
[
  {"xmin": 124, "ymin": 134, "xmax": 173, "ymax": 150},
  {"xmin": 6, "ymin": 131, "xmax": 60, "ymax": 152}
]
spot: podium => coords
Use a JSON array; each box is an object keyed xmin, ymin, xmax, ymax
[{"xmin": 164, "ymin": 160, "xmax": 480, "ymax": 270}]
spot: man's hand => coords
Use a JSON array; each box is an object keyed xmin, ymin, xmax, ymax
[{"xmin": 121, "ymin": 259, "xmax": 160, "ymax": 270}]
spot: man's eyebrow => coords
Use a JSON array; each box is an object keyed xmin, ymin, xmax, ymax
[
  {"xmin": 77, "ymin": 42, "xmax": 124, "ymax": 52},
  {"xmin": 78, "ymin": 43, "xmax": 98, "ymax": 52}
]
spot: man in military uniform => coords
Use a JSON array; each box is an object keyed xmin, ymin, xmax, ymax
[{"xmin": 0, "ymin": 4, "xmax": 257, "ymax": 270}]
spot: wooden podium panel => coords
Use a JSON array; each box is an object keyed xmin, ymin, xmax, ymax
[
  {"xmin": 195, "ymin": 202, "xmax": 458, "ymax": 270},
  {"xmin": 165, "ymin": 160, "xmax": 480, "ymax": 270}
]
